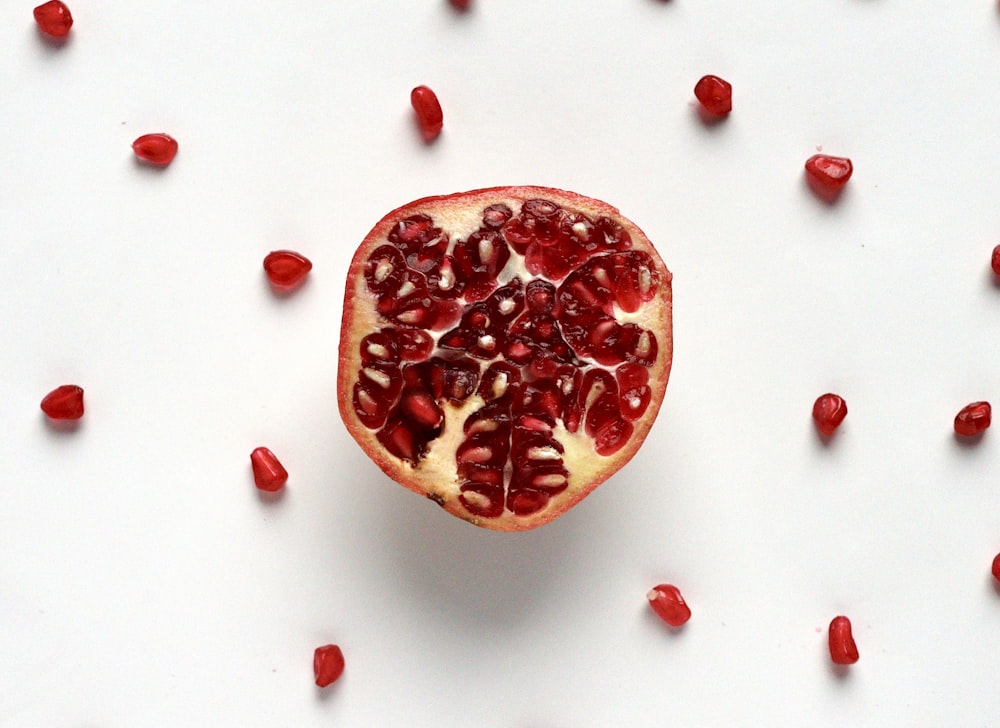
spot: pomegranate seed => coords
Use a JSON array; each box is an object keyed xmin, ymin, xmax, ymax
[
  {"xmin": 263, "ymin": 250, "xmax": 312, "ymax": 289},
  {"xmin": 250, "ymin": 447, "xmax": 288, "ymax": 492},
  {"xmin": 40, "ymin": 384, "xmax": 84, "ymax": 420},
  {"xmin": 991, "ymin": 244, "xmax": 1000, "ymax": 276},
  {"xmin": 828, "ymin": 615, "xmax": 859, "ymax": 665},
  {"xmin": 693, "ymin": 75, "xmax": 732, "ymax": 116},
  {"xmin": 954, "ymin": 401, "xmax": 991, "ymax": 437},
  {"xmin": 313, "ymin": 644, "xmax": 345, "ymax": 687},
  {"xmin": 410, "ymin": 85, "xmax": 443, "ymax": 142},
  {"xmin": 805, "ymin": 154, "xmax": 853, "ymax": 192},
  {"xmin": 812, "ymin": 393, "xmax": 847, "ymax": 437},
  {"xmin": 132, "ymin": 133, "xmax": 179, "ymax": 166},
  {"xmin": 647, "ymin": 584, "xmax": 691, "ymax": 627},
  {"xmin": 991, "ymin": 553, "xmax": 1000, "ymax": 583},
  {"xmin": 448, "ymin": 0, "xmax": 470, "ymax": 9},
  {"xmin": 34, "ymin": 1, "xmax": 73, "ymax": 37}
]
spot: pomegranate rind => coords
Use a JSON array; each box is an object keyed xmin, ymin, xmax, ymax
[{"xmin": 338, "ymin": 186, "xmax": 672, "ymax": 531}]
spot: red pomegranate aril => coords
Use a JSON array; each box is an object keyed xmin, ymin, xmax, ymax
[
  {"xmin": 34, "ymin": 1, "xmax": 73, "ymax": 37},
  {"xmin": 313, "ymin": 644, "xmax": 345, "ymax": 687},
  {"xmin": 250, "ymin": 447, "xmax": 288, "ymax": 492},
  {"xmin": 694, "ymin": 75, "xmax": 732, "ymax": 116},
  {"xmin": 992, "ymin": 553, "xmax": 1000, "ymax": 583},
  {"xmin": 132, "ymin": 133, "xmax": 179, "ymax": 166},
  {"xmin": 40, "ymin": 384, "xmax": 84, "ymax": 420},
  {"xmin": 812, "ymin": 393, "xmax": 847, "ymax": 436},
  {"xmin": 991, "ymin": 244, "xmax": 1000, "ymax": 276},
  {"xmin": 805, "ymin": 154, "xmax": 853, "ymax": 191},
  {"xmin": 954, "ymin": 401, "xmax": 991, "ymax": 437},
  {"xmin": 263, "ymin": 250, "xmax": 312, "ymax": 289},
  {"xmin": 828, "ymin": 616, "xmax": 859, "ymax": 665},
  {"xmin": 411, "ymin": 85, "xmax": 444, "ymax": 142},
  {"xmin": 647, "ymin": 584, "xmax": 691, "ymax": 627}
]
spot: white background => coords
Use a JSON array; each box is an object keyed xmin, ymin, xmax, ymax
[{"xmin": 2, "ymin": 1, "xmax": 999, "ymax": 725}]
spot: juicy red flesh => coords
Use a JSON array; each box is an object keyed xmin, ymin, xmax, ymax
[
  {"xmin": 648, "ymin": 584, "xmax": 691, "ymax": 627},
  {"xmin": 991, "ymin": 244, "xmax": 1000, "ymax": 276},
  {"xmin": 812, "ymin": 393, "xmax": 847, "ymax": 437},
  {"xmin": 313, "ymin": 644, "xmax": 345, "ymax": 687},
  {"xmin": 828, "ymin": 616, "xmax": 859, "ymax": 665},
  {"xmin": 354, "ymin": 198, "xmax": 662, "ymax": 521},
  {"xmin": 805, "ymin": 154, "xmax": 853, "ymax": 191},
  {"xmin": 954, "ymin": 401, "xmax": 991, "ymax": 437},
  {"xmin": 410, "ymin": 86, "xmax": 443, "ymax": 142},
  {"xmin": 694, "ymin": 75, "xmax": 732, "ymax": 116},
  {"xmin": 263, "ymin": 250, "xmax": 312, "ymax": 289},
  {"xmin": 41, "ymin": 385, "xmax": 84, "ymax": 420},
  {"xmin": 34, "ymin": 1, "xmax": 73, "ymax": 37},
  {"xmin": 250, "ymin": 447, "xmax": 288, "ymax": 492},
  {"xmin": 132, "ymin": 134, "xmax": 179, "ymax": 166}
]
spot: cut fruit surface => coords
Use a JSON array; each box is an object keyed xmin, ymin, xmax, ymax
[{"xmin": 338, "ymin": 187, "xmax": 672, "ymax": 531}]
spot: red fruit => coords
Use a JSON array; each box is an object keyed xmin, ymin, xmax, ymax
[
  {"xmin": 812, "ymin": 393, "xmax": 847, "ymax": 437},
  {"xmin": 805, "ymin": 154, "xmax": 853, "ymax": 192},
  {"xmin": 410, "ymin": 86, "xmax": 444, "ymax": 142},
  {"xmin": 828, "ymin": 615, "xmax": 859, "ymax": 665},
  {"xmin": 693, "ymin": 75, "xmax": 732, "ymax": 116},
  {"xmin": 250, "ymin": 447, "xmax": 288, "ymax": 492},
  {"xmin": 647, "ymin": 584, "xmax": 691, "ymax": 627},
  {"xmin": 40, "ymin": 384, "xmax": 84, "ymax": 420},
  {"xmin": 313, "ymin": 644, "xmax": 345, "ymax": 687},
  {"xmin": 991, "ymin": 244, "xmax": 1000, "ymax": 276},
  {"xmin": 34, "ymin": 1, "xmax": 73, "ymax": 37},
  {"xmin": 263, "ymin": 250, "xmax": 312, "ymax": 289},
  {"xmin": 132, "ymin": 133, "xmax": 179, "ymax": 166},
  {"xmin": 954, "ymin": 401, "xmax": 991, "ymax": 437},
  {"xmin": 338, "ymin": 187, "xmax": 673, "ymax": 531}
]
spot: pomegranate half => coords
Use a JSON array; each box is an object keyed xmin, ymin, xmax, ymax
[{"xmin": 338, "ymin": 186, "xmax": 672, "ymax": 531}]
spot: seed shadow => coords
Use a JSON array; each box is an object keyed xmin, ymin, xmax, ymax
[
  {"xmin": 314, "ymin": 677, "xmax": 344, "ymax": 703},
  {"xmin": 826, "ymin": 660, "xmax": 853, "ymax": 681},
  {"xmin": 131, "ymin": 157, "xmax": 174, "ymax": 172},
  {"xmin": 803, "ymin": 173, "xmax": 848, "ymax": 206},
  {"xmin": 263, "ymin": 273, "xmax": 311, "ymax": 300},
  {"xmin": 41, "ymin": 415, "xmax": 83, "ymax": 435},
  {"xmin": 34, "ymin": 27, "xmax": 72, "ymax": 51},
  {"xmin": 691, "ymin": 103, "xmax": 730, "ymax": 129},
  {"xmin": 643, "ymin": 605, "xmax": 689, "ymax": 637},
  {"xmin": 952, "ymin": 430, "xmax": 986, "ymax": 449}
]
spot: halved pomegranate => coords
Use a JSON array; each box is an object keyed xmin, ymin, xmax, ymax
[{"xmin": 338, "ymin": 187, "xmax": 672, "ymax": 531}]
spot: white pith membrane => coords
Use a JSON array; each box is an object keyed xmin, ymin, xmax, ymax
[{"xmin": 338, "ymin": 187, "xmax": 672, "ymax": 531}]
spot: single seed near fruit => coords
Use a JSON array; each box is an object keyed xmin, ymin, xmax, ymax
[
  {"xmin": 693, "ymin": 75, "xmax": 732, "ymax": 116},
  {"xmin": 812, "ymin": 393, "xmax": 847, "ymax": 436},
  {"xmin": 263, "ymin": 250, "xmax": 312, "ymax": 289},
  {"xmin": 34, "ymin": 1, "xmax": 73, "ymax": 37},
  {"xmin": 828, "ymin": 615, "xmax": 859, "ymax": 665},
  {"xmin": 250, "ymin": 447, "xmax": 288, "ymax": 492},
  {"xmin": 40, "ymin": 384, "xmax": 84, "ymax": 420},
  {"xmin": 954, "ymin": 401, "xmax": 991, "ymax": 437},
  {"xmin": 992, "ymin": 553, "xmax": 1000, "ymax": 583},
  {"xmin": 805, "ymin": 154, "xmax": 853, "ymax": 191},
  {"xmin": 647, "ymin": 584, "xmax": 691, "ymax": 627},
  {"xmin": 410, "ymin": 85, "xmax": 444, "ymax": 142},
  {"xmin": 132, "ymin": 133, "xmax": 179, "ymax": 166},
  {"xmin": 991, "ymin": 244, "xmax": 1000, "ymax": 276},
  {"xmin": 313, "ymin": 644, "xmax": 345, "ymax": 687}
]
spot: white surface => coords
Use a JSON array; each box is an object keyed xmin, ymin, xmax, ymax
[{"xmin": 2, "ymin": 1, "xmax": 1000, "ymax": 725}]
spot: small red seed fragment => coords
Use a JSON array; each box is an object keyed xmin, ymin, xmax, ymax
[
  {"xmin": 647, "ymin": 584, "xmax": 691, "ymax": 627},
  {"xmin": 992, "ymin": 553, "xmax": 1000, "ymax": 583},
  {"xmin": 313, "ymin": 644, "xmax": 345, "ymax": 687},
  {"xmin": 250, "ymin": 447, "xmax": 288, "ymax": 492},
  {"xmin": 263, "ymin": 250, "xmax": 312, "ymax": 289},
  {"xmin": 410, "ymin": 85, "xmax": 444, "ymax": 142},
  {"xmin": 132, "ymin": 133, "xmax": 179, "ymax": 166},
  {"xmin": 828, "ymin": 615, "xmax": 859, "ymax": 665},
  {"xmin": 812, "ymin": 393, "xmax": 847, "ymax": 437},
  {"xmin": 694, "ymin": 75, "xmax": 732, "ymax": 116},
  {"xmin": 34, "ymin": 1, "xmax": 73, "ymax": 37},
  {"xmin": 805, "ymin": 154, "xmax": 853, "ymax": 192},
  {"xmin": 991, "ymin": 244, "xmax": 1000, "ymax": 276},
  {"xmin": 40, "ymin": 384, "xmax": 84, "ymax": 420},
  {"xmin": 954, "ymin": 401, "xmax": 991, "ymax": 437}
]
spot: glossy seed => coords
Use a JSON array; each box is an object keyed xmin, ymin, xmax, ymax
[
  {"xmin": 40, "ymin": 384, "xmax": 84, "ymax": 420},
  {"xmin": 250, "ymin": 447, "xmax": 288, "ymax": 492},
  {"xmin": 34, "ymin": 1, "xmax": 73, "ymax": 37},
  {"xmin": 263, "ymin": 250, "xmax": 312, "ymax": 289},
  {"xmin": 828, "ymin": 615, "xmax": 859, "ymax": 665},
  {"xmin": 313, "ymin": 644, "xmax": 345, "ymax": 687},
  {"xmin": 132, "ymin": 133, "xmax": 179, "ymax": 166},
  {"xmin": 954, "ymin": 401, "xmax": 991, "ymax": 437},
  {"xmin": 647, "ymin": 583, "xmax": 691, "ymax": 627},
  {"xmin": 694, "ymin": 75, "xmax": 732, "ymax": 116},
  {"xmin": 805, "ymin": 154, "xmax": 853, "ymax": 191},
  {"xmin": 410, "ymin": 85, "xmax": 444, "ymax": 142},
  {"xmin": 812, "ymin": 393, "xmax": 847, "ymax": 437},
  {"xmin": 991, "ymin": 244, "xmax": 1000, "ymax": 276}
]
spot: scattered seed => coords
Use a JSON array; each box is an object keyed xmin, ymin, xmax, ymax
[
  {"xmin": 132, "ymin": 133, "xmax": 179, "ymax": 166},
  {"xmin": 40, "ymin": 384, "xmax": 84, "ymax": 420},
  {"xmin": 410, "ymin": 85, "xmax": 444, "ymax": 143},
  {"xmin": 34, "ymin": 1, "xmax": 73, "ymax": 38},
  {"xmin": 992, "ymin": 553, "xmax": 1000, "ymax": 583},
  {"xmin": 647, "ymin": 584, "xmax": 691, "ymax": 627},
  {"xmin": 954, "ymin": 401, "xmax": 991, "ymax": 437},
  {"xmin": 991, "ymin": 244, "xmax": 1000, "ymax": 276},
  {"xmin": 263, "ymin": 250, "xmax": 312, "ymax": 289},
  {"xmin": 694, "ymin": 75, "xmax": 732, "ymax": 116},
  {"xmin": 828, "ymin": 615, "xmax": 859, "ymax": 665},
  {"xmin": 313, "ymin": 644, "xmax": 345, "ymax": 687},
  {"xmin": 805, "ymin": 154, "xmax": 853, "ymax": 192},
  {"xmin": 812, "ymin": 393, "xmax": 847, "ymax": 437},
  {"xmin": 250, "ymin": 447, "xmax": 288, "ymax": 492}
]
